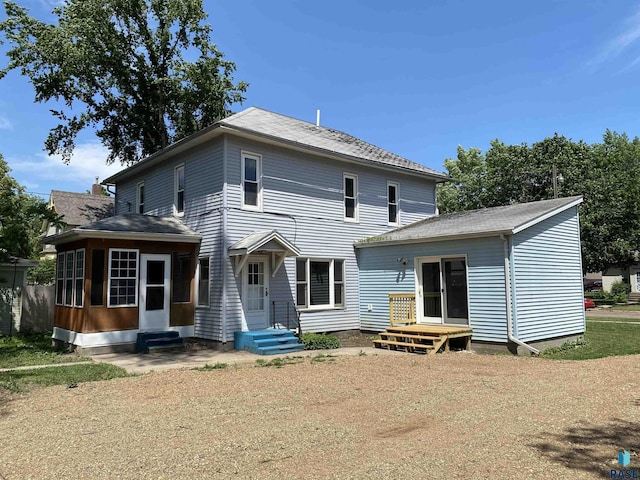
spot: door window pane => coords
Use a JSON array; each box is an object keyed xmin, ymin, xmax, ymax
[
  {"xmin": 422, "ymin": 262, "xmax": 441, "ymax": 318},
  {"xmin": 445, "ymin": 259, "xmax": 468, "ymax": 321},
  {"xmin": 146, "ymin": 286, "xmax": 165, "ymax": 311},
  {"xmin": 247, "ymin": 262, "xmax": 264, "ymax": 311},
  {"xmin": 147, "ymin": 260, "xmax": 165, "ymax": 285}
]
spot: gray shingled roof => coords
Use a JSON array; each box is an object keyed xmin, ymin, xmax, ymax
[
  {"xmin": 356, "ymin": 196, "xmax": 583, "ymax": 246},
  {"xmin": 51, "ymin": 190, "xmax": 114, "ymax": 227},
  {"xmin": 220, "ymin": 107, "xmax": 447, "ymax": 178},
  {"xmin": 104, "ymin": 107, "xmax": 447, "ymax": 184},
  {"xmin": 44, "ymin": 214, "xmax": 201, "ymax": 245},
  {"xmin": 228, "ymin": 229, "xmax": 300, "ymax": 256}
]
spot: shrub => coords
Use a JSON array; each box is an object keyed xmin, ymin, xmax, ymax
[
  {"xmin": 609, "ymin": 280, "xmax": 630, "ymax": 303},
  {"xmin": 300, "ymin": 332, "xmax": 341, "ymax": 350}
]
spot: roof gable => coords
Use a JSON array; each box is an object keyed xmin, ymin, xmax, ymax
[
  {"xmin": 356, "ymin": 196, "xmax": 583, "ymax": 246},
  {"xmin": 50, "ymin": 190, "xmax": 114, "ymax": 226}
]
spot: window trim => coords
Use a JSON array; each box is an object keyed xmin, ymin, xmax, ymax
[
  {"xmin": 241, "ymin": 151, "xmax": 262, "ymax": 211},
  {"xmin": 107, "ymin": 248, "xmax": 139, "ymax": 308},
  {"xmin": 174, "ymin": 164, "xmax": 185, "ymax": 216},
  {"xmin": 196, "ymin": 256, "xmax": 210, "ymax": 308},
  {"xmin": 74, "ymin": 248, "xmax": 85, "ymax": 307},
  {"xmin": 296, "ymin": 258, "xmax": 346, "ymax": 311},
  {"xmin": 64, "ymin": 251, "xmax": 75, "ymax": 307},
  {"xmin": 137, "ymin": 181, "xmax": 145, "ymax": 214},
  {"xmin": 343, "ymin": 173, "xmax": 359, "ymax": 222},
  {"xmin": 55, "ymin": 252, "xmax": 64, "ymax": 306},
  {"xmin": 387, "ymin": 181, "xmax": 400, "ymax": 226}
]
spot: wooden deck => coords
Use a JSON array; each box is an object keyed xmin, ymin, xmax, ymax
[{"xmin": 373, "ymin": 324, "xmax": 473, "ymax": 355}]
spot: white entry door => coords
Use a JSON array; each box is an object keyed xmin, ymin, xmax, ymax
[
  {"xmin": 242, "ymin": 258, "xmax": 270, "ymax": 330},
  {"xmin": 139, "ymin": 254, "xmax": 171, "ymax": 331}
]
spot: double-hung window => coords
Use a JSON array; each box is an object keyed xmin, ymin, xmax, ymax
[
  {"xmin": 55, "ymin": 253, "xmax": 65, "ymax": 305},
  {"xmin": 55, "ymin": 250, "xmax": 85, "ymax": 307},
  {"xmin": 242, "ymin": 152, "xmax": 262, "ymax": 210},
  {"xmin": 344, "ymin": 174, "xmax": 358, "ymax": 221},
  {"xmin": 197, "ymin": 257, "xmax": 210, "ymax": 307},
  {"xmin": 74, "ymin": 249, "xmax": 85, "ymax": 307},
  {"xmin": 296, "ymin": 258, "xmax": 345, "ymax": 309},
  {"xmin": 108, "ymin": 249, "xmax": 138, "ymax": 307},
  {"xmin": 137, "ymin": 182, "xmax": 145, "ymax": 214},
  {"xmin": 388, "ymin": 181, "xmax": 399, "ymax": 225},
  {"xmin": 64, "ymin": 251, "xmax": 75, "ymax": 306},
  {"xmin": 174, "ymin": 165, "xmax": 185, "ymax": 215}
]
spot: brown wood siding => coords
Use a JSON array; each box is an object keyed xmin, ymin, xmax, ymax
[{"xmin": 54, "ymin": 238, "xmax": 197, "ymax": 333}]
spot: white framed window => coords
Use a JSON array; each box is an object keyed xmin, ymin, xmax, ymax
[
  {"xmin": 55, "ymin": 253, "xmax": 64, "ymax": 306},
  {"xmin": 174, "ymin": 164, "xmax": 185, "ymax": 215},
  {"xmin": 242, "ymin": 151, "xmax": 262, "ymax": 210},
  {"xmin": 387, "ymin": 181, "xmax": 399, "ymax": 225},
  {"xmin": 107, "ymin": 249, "xmax": 139, "ymax": 307},
  {"xmin": 197, "ymin": 256, "xmax": 210, "ymax": 307},
  {"xmin": 296, "ymin": 258, "xmax": 345, "ymax": 309},
  {"xmin": 74, "ymin": 249, "xmax": 85, "ymax": 307},
  {"xmin": 137, "ymin": 182, "xmax": 145, "ymax": 214},
  {"xmin": 343, "ymin": 173, "xmax": 358, "ymax": 222},
  {"xmin": 64, "ymin": 251, "xmax": 75, "ymax": 306}
]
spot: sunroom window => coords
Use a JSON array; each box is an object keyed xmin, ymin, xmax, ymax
[{"xmin": 108, "ymin": 249, "xmax": 138, "ymax": 307}]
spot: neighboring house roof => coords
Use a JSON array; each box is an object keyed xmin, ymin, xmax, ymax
[
  {"xmin": 103, "ymin": 107, "xmax": 448, "ymax": 184},
  {"xmin": 0, "ymin": 257, "xmax": 38, "ymax": 269},
  {"xmin": 43, "ymin": 214, "xmax": 202, "ymax": 245},
  {"xmin": 49, "ymin": 190, "xmax": 114, "ymax": 227},
  {"xmin": 356, "ymin": 196, "xmax": 583, "ymax": 247}
]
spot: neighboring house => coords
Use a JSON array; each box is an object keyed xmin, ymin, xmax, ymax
[
  {"xmin": 41, "ymin": 182, "xmax": 115, "ymax": 259},
  {"xmin": 0, "ymin": 257, "xmax": 37, "ymax": 335},
  {"xmin": 43, "ymin": 107, "xmax": 586, "ymax": 354},
  {"xmin": 356, "ymin": 196, "xmax": 585, "ymax": 354}
]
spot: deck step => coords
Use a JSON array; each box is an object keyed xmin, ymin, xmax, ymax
[
  {"xmin": 379, "ymin": 333, "xmax": 441, "ymax": 341},
  {"xmin": 373, "ymin": 339, "xmax": 435, "ymax": 351}
]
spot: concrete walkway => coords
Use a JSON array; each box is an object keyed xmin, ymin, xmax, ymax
[{"xmin": 91, "ymin": 346, "xmax": 397, "ymax": 374}]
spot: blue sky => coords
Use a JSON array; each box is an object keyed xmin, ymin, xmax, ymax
[{"xmin": 1, "ymin": 0, "xmax": 640, "ymax": 199}]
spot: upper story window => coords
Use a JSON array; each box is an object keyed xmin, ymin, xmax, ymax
[
  {"xmin": 242, "ymin": 152, "xmax": 262, "ymax": 210},
  {"xmin": 388, "ymin": 181, "xmax": 399, "ymax": 225},
  {"xmin": 174, "ymin": 164, "xmax": 185, "ymax": 215},
  {"xmin": 344, "ymin": 174, "xmax": 358, "ymax": 221},
  {"xmin": 137, "ymin": 182, "xmax": 145, "ymax": 214}
]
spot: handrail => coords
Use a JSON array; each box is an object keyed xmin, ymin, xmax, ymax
[
  {"xmin": 271, "ymin": 300, "xmax": 302, "ymax": 336},
  {"xmin": 389, "ymin": 292, "xmax": 416, "ymax": 327}
]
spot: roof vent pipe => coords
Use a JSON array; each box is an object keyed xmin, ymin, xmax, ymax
[{"xmin": 316, "ymin": 109, "xmax": 320, "ymax": 126}]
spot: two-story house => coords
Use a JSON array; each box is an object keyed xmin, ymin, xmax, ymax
[
  {"xmin": 44, "ymin": 107, "xmax": 586, "ymax": 354},
  {"xmin": 44, "ymin": 107, "xmax": 447, "ymax": 352}
]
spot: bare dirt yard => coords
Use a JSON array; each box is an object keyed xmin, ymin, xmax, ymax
[{"xmin": 1, "ymin": 351, "xmax": 639, "ymax": 479}]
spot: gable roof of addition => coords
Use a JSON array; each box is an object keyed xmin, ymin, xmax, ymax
[
  {"xmin": 356, "ymin": 196, "xmax": 583, "ymax": 247},
  {"xmin": 103, "ymin": 107, "xmax": 448, "ymax": 184},
  {"xmin": 49, "ymin": 190, "xmax": 114, "ymax": 227}
]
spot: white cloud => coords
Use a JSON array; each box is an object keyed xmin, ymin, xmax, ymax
[
  {"xmin": 587, "ymin": 6, "xmax": 640, "ymax": 70},
  {"xmin": 9, "ymin": 142, "xmax": 126, "ymax": 194},
  {"xmin": 0, "ymin": 115, "xmax": 12, "ymax": 130}
]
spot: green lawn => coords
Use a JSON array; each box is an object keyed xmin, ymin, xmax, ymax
[
  {"xmin": 0, "ymin": 363, "xmax": 130, "ymax": 393},
  {"xmin": 0, "ymin": 332, "xmax": 88, "ymax": 368},
  {"xmin": 607, "ymin": 304, "xmax": 640, "ymax": 311},
  {"xmin": 543, "ymin": 320, "xmax": 640, "ymax": 360}
]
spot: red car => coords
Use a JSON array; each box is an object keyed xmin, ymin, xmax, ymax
[{"xmin": 584, "ymin": 297, "xmax": 596, "ymax": 309}]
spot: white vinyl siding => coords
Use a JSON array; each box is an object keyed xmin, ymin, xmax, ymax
[
  {"xmin": 242, "ymin": 151, "xmax": 262, "ymax": 210},
  {"xmin": 108, "ymin": 249, "xmax": 139, "ymax": 307}
]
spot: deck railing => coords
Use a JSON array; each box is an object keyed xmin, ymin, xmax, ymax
[
  {"xmin": 271, "ymin": 301, "xmax": 302, "ymax": 336},
  {"xmin": 389, "ymin": 293, "xmax": 417, "ymax": 327}
]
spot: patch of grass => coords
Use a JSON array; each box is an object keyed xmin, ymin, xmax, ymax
[
  {"xmin": 587, "ymin": 317, "xmax": 640, "ymax": 323},
  {"xmin": 0, "ymin": 363, "xmax": 130, "ymax": 393},
  {"xmin": 255, "ymin": 356, "xmax": 304, "ymax": 368},
  {"xmin": 358, "ymin": 350, "xmax": 367, "ymax": 356},
  {"xmin": 300, "ymin": 332, "xmax": 341, "ymax": 350},
  {"xmin": 192, "ymin": 362, "xmax": 228, "ymax": 371},
  {"xmin": 543, "ymin": 321, "xmax": 640, "ymax": 360},
  {"xmin": 608, "ymin": 304, "xmax": 640, "ymax": 311},
  {"xmin": 311, "ymin": 353, "xmax": 336, "ymax": 363},
  {"xmin": 0, "ymin": 332, "xmax": 88, "ymax": 368}
]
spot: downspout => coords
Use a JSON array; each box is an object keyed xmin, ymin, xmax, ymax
[
  {"xmin": 500, "ymin": 234, "xmax": 540, "ymax": 355},
  {"xmin": 221, "ymin": 135, "xmax": 228, "ymax": 344}
]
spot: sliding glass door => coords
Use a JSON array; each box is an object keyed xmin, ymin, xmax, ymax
[{"xmin": 418, "ymin": 257, "xmax": 469, "ymax": 325}]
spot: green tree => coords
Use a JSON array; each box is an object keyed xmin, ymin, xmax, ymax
[
  {"xmin": 0, "ymin": 154, "xmax": 61, "ymax": 262},
  {"xmin": 0, "ymin": 0, "xmax": 248, "ymax": 166},
  {"xmin": 437, "ymin": 132, "xmax": 640, "ymax": 273}
]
